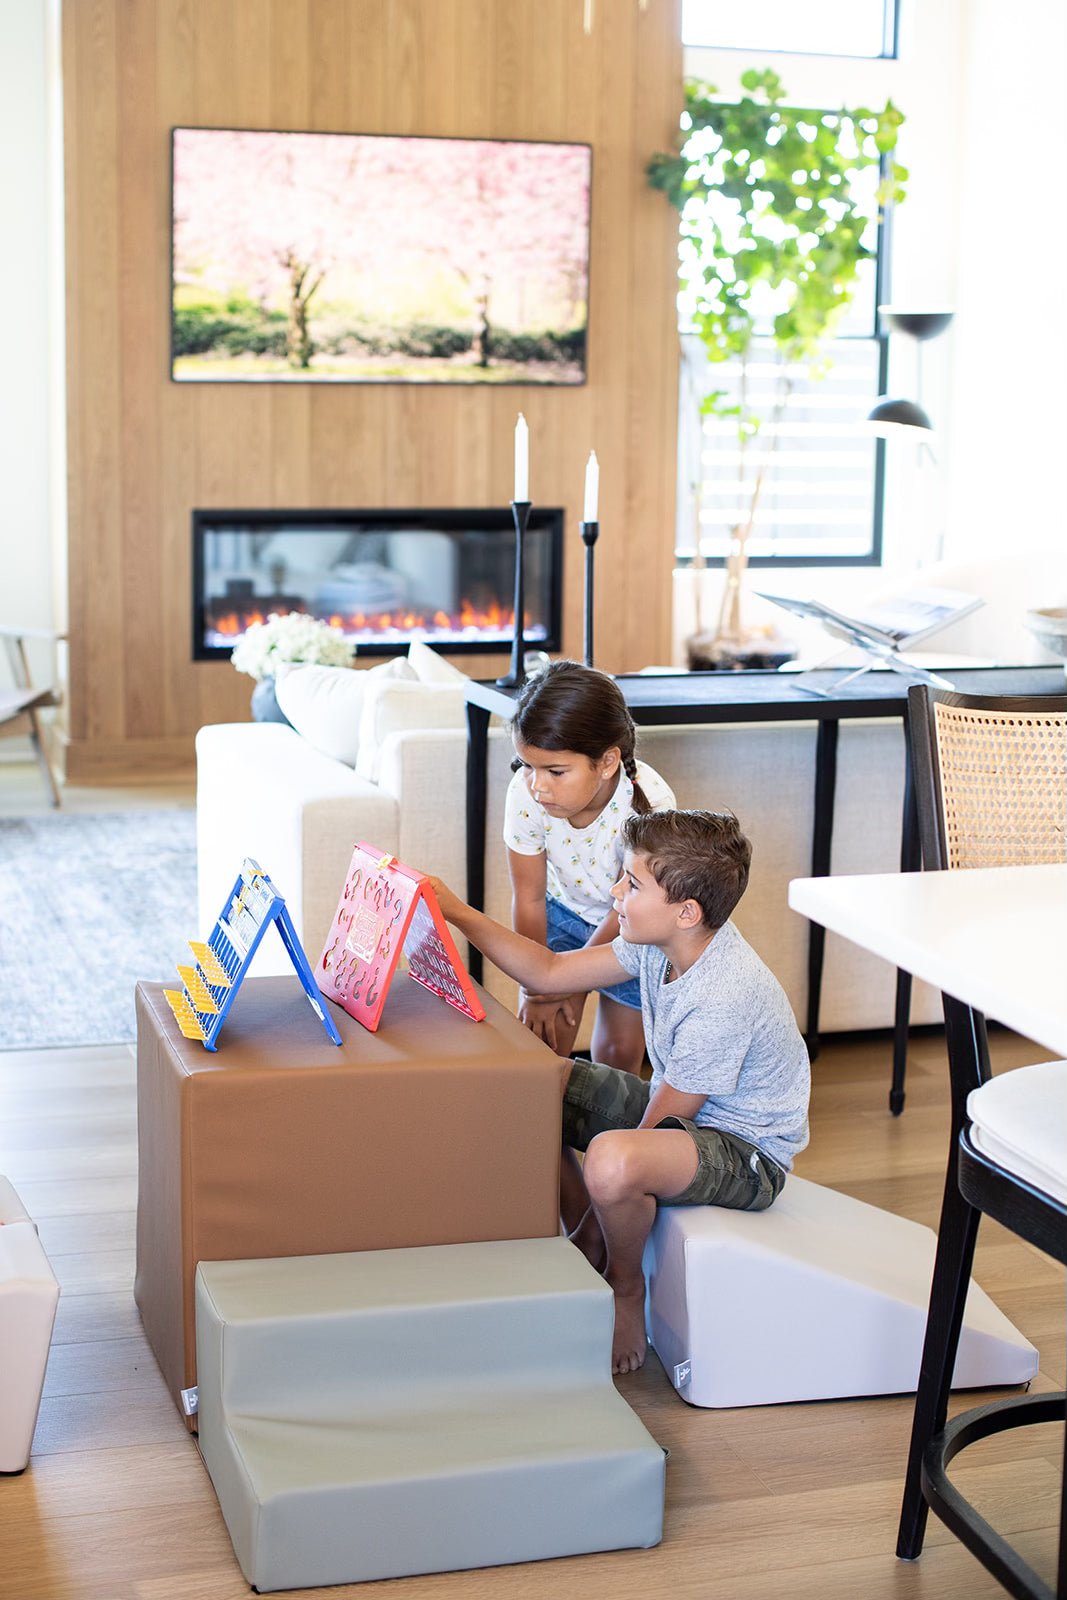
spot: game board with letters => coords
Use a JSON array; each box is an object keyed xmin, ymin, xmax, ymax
[{"xmin": 317, "ymin": 844, "xmax": 486, "ymax": 1032}]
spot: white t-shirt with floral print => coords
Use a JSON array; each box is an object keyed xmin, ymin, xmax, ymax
[{"xmin": 502, "ymin": 760, "xmax": 676, "ymax": 925}]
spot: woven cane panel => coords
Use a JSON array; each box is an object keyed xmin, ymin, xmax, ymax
[{"xmin": 933, "ymin": 703, "xmax": 1067, "ymax": 870}]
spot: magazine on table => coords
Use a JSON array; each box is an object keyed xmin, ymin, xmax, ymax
[{"xmin": 757, "ymin": 586, "xmax": 985, "ymax": 657}]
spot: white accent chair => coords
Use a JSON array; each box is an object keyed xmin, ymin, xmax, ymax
[{"xmin": 0, "ymin": 1175, "xmax": 60, "ymax": 1472}]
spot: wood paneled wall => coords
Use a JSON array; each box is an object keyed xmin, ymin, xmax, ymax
[{"xmin": 61, "ymin": 0, "xmax": 682, "ymax": 780}]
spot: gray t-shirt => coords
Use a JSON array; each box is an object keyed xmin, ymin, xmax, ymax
[{"xmin": 612, "ymin": 921, "xmax": 810, "ymax": 1170}]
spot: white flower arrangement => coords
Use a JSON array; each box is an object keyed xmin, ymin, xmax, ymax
[{"xmin": 231, "ymin": 611, "xmax": 354, "ymax": 681}]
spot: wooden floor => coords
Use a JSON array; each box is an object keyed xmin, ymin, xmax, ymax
[{"xmin": 0, "ymin": 751, "xmax": 1063, "ymax": 1599}]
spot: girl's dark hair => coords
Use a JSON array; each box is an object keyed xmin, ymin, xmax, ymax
[{"xmin": 509, "ymin": 659, "xmax": 652, "ymax": 813}]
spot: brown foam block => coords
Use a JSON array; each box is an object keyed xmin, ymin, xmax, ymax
[{"xmin": 134, "ymin": 974, "xmax": 564, "ymax": 1425}]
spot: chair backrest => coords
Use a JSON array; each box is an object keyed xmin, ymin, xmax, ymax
[
  {"xmin": 907, "ymin": 684, "xmax": 1067, "ymax": 1119},
  {"xmin": 907, "ymin": 686, "xmax": 1067, "ymax": 873}
]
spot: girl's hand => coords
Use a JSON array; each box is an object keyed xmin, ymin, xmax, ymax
[{"xmin": 518, "ymin": 990, "xmax": 587, "ymax": 1054}]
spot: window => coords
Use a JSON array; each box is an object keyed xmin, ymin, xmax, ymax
[
  {"xmin": 668, "ymin": 91, "xmax": 896, "ymax": 569},
  {"xmin": 681, "ymin": 0, "xmax": 898, "ymax": 60}
]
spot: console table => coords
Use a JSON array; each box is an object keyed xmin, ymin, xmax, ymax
[{"xmin": 464, "ymin": 665, "xmax": 1065, "ymax": 1105}]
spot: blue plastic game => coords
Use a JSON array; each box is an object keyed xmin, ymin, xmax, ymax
[{"xmin": 163, "ymin": 858, "xmax": 343, "ymax": 1051}]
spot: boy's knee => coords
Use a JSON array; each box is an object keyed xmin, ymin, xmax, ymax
[{"xmin": 582, "ymin": 1131, "xmax": 639, "ymax": 1205}]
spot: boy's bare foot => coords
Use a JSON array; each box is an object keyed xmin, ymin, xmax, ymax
[{"xmin": 610, "ymin": 1283, "xmax": 648, "ymax": 1374}]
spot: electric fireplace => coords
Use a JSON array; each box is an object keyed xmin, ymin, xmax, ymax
[{"xmin": 192, "ymin": 508, "xmax": 564, "ymax": 661}]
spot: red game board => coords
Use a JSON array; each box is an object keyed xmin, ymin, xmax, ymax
[{"xmin": 317, "ymin": 844, "xmax": 486, "ymax": 1032}]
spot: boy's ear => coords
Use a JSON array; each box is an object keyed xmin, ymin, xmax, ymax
[{"xmin": 677, "ymin": 898, "xmax": 702, "ymax": 927}]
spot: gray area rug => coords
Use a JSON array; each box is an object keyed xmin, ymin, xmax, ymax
[{"xmin": 0, "ymin": 809, "xmax": 198, "ymax": 1049}]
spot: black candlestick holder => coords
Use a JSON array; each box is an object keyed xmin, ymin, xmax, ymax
[
  {"xmin": 498, "ymin": 499, "xmax": 533, "ymax": 688},
  {"xmin": 581, "ymin": 519, "xmax": 599, "ymax": 668}
]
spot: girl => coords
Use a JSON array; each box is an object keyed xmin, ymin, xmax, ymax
[{"xmin": 503, "ymin": 660, "xmax": 675, "ymax": 1072}]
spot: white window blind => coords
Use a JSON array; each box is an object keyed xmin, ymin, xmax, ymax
[{"xmin": 677, "ymin": 332, "xmax": 884, "ymax": 564}]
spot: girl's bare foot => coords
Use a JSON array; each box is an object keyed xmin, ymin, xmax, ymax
[{"xmin": 610, "ymin": 1283, "xmax": 648, "ymax": 1374}]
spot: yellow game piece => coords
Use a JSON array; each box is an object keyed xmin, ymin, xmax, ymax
[
  {"xmin": 163, "ymin": 989, "xmax": 207, "ymax": 1040},
  {"xmin": 188, "ymin": 941, "xmax": 233, "ymax": 987},
  {"xmin": 177, "ymin": 966, "xmax": 220, "ymax": 1014}
]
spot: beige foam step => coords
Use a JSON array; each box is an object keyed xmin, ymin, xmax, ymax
[{"xmin": 196, "ymin": 1236, "xmax": 665, "ymax": 1591}]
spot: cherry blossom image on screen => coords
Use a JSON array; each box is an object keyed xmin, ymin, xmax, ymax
[{"xmin": 172, "ymin": 128, "xmax": 591, "ymax": 385}]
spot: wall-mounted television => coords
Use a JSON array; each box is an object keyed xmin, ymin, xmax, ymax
[{"xmin": 171, "ymin": 127, "xmax": 592, "ymax": 385}]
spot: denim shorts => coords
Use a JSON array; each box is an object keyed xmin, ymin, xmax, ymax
[
  {"xmin": 545, "ymin": 897, "xmax": 641, "ymax": 1010},
  {"xmin": 562, "ymin": 1057, "xmax": 786, "ymax": 1212}
]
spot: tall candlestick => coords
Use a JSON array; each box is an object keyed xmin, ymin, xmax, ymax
[
  {"xmin": 581, "ymin": 454, "xmax": 599, "ymax": 668},
  {"xmin": 514, "ymin": 414, "xmax": 529, "ymax": 503},
  {"xmin": 583, "ymin": 450, "xmax": 599, "ymax": 523}
]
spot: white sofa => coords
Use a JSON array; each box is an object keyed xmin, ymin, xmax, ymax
[{"xmin": 196, "ymin": 653, "xmax": 945, "ymax": 1035}]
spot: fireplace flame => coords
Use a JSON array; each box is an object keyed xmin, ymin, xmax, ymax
[{"xmin": 204, "ymin": 601, "xmax": 544, "ymax": 653}]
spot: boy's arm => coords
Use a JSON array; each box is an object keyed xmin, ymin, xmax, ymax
[
  {"xmin": 639, "ymin": 1081, "xmax": 707, "ymax": 1130},
  {"xmin": 429, "ymin": 876, "xmax": 629, "ymax": 997}
]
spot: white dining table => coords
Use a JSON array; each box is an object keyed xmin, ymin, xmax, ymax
[{"xmin": 788, "ymin": 862, "xmax": 1067, "ymax": 1058}]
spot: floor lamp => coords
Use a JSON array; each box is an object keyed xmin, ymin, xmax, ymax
[{"xmin": 868, "ymin": 306, "xmax": 953, "ymax": 563}]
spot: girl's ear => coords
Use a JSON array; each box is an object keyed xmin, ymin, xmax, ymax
[{"xmin": 600, "ymin": 745, "xmax": 622, "ymax": 776}]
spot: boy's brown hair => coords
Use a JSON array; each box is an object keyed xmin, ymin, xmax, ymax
[{"xmin": 622, "ymin": 809, "xmax": 751, "ymax": 930}]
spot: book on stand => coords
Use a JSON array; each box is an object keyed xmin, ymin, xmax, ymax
[{"xmin": 757, "ymin": 586, "xmax": 985, "ymax": 693}]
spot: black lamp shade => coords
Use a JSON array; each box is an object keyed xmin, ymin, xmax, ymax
[
  {"xmin": 867, "ymin": 397, "xmax": 933, "ymax": 432},
  {"xmin": 878, "ymin": 308, "xmax": 955, "ymax": 341}
]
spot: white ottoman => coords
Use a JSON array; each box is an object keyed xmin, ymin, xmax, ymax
[
  {"xmin": 0, "ymin": 1175, "xmax": 60, "ymax": 1472},
  {"xmin": 643, "ymin": 1175, "xmax": 1038, "ymax": 1408}
]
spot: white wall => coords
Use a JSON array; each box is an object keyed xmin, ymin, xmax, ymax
[{"xmin": 0, "ymin": 0, "xmax": 65, "ymax": 693}]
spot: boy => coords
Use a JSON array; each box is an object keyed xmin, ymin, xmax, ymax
[{"xmin": 429, "ymin": 809, "xmax": 809, "ymax": 1376}]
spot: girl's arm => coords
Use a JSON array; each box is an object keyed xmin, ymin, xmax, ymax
[
  {"xmin": 429, "ymin": 877, "xmax": 629, "ymax": 997},
  {"xmin": 507, "ymin": 847, "xmax": 549, "ymax": 944},
  {"xmin": 507, "ymin": 847, "xmax": 582, "ymax": 1046}
]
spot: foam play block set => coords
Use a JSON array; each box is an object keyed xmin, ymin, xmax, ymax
[
  {"xmin": 195, "ymin": 1237, "xmax": 666, "ymax": 1591},
  {"xmin": 643, "ymin": 1174, "xmax": 1038, "ymax": 1408},
  {"xmin": 0, "ymin": 1175, "xmax": 60, "ymax": 1473}
]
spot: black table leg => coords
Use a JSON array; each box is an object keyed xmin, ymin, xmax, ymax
[
  {"xmin": 805, "ymin": 717, "xmax": 839, "ymax": 1060},
  {"xmin": 464, "ymin": 701, "xmax": 491, "ymax": 984},
  {"xmin": 891, "ymin": 742, "xmax": 921, "ymax": 1115}
]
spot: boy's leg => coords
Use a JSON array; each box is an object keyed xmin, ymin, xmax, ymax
[{"xmin": 580, "ymin": 1128, "xmax": 699, "ymax": 1375}]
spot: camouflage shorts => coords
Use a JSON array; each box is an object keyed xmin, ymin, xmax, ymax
[{"xmin": 562, "ymin": 1056, "xmax": 785, "ymax": 1213}]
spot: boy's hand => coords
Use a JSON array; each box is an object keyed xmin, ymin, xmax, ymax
[{"xmin": 427, "ymin": 875, "xmax": 464, "ymax": 925}]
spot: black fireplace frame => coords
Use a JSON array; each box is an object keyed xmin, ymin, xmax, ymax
[{"xmin": 192, "ymin": 506, "xmax": 565, "ymax": 662}]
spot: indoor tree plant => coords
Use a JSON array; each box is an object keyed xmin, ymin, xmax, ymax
[{"xmin": 647, "ymin": 68, "xmax": 907, "ymax": 666}]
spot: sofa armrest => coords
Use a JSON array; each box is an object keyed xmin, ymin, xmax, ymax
[{"xmin": 195, "ymin": 723, "xmax": 399, "ymax": 976}]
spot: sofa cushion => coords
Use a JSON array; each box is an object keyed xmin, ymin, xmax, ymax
[
  {"xmin": 355, "ymin": 678, "xmax": 469, "ymax": 783},
  {"xmin": 275, "ymin": 658, "xmax": 414, "ymax": 767},
  {"xmin": 407, "ymin": 638, "xmax": 470, "ymax": 686}
]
